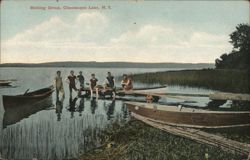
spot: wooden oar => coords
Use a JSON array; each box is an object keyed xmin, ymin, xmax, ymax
[
  {"xmin": 23, "ymin": 89, "xmax": 30, "ymax": 95},
  {"xmin": 118, "ymin": 90, "xmax": 191, "ymax": 101}
]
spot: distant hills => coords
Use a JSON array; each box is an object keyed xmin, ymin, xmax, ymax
[{"xmin": 0, "ymin": 61, "xmax": 214, "ymax": 69}]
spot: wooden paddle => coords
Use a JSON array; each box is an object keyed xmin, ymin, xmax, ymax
[{"xmin": 23, "ymin": 89, "xmax": 29, "ymax": 95}]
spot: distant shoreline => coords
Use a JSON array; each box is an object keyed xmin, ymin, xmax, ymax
[{"xmin": 0, "ymin": 61, "xmax": 214, "ymax": 69}]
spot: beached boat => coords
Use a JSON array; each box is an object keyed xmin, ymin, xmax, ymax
[
  {"xmin": 3, "ymin": 96, "xmax": 53, "ymax": 128},
  {"xmin": 2, "ymin": 86, "xmax": 54, "ymax": 110},
  {"xmin": 132, "ymin": 112, "xmax": 250, "ymax": 157},
  {"xmin": 0, "ymin": 80, "xmax": 12, "ymax": 86},
  {"xmin": 125, "ymin": 102, "xmax": 250, "ymax": 128}
]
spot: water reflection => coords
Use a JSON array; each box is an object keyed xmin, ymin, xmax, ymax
[
  {"xmin": 3, "ymin": 96, "xmax": 53, "ymax": 128},
  {"xmin": 122, "ymin": 103, "xmax": 129, "ymax": 119},
  {"xmin": 90, "ymin": 98, "xmax": 98, "ymax": 114},
  {"xmin": 106, "ymin": 100, "xmax": 115, "ymax": 120},
  {"xmin": 55, "ymin": 97, "xmax": 64, "ymax": 121},
  {"xmin": 77, "ymin": 98, "xmax": 85, "ymax": 117},
  {"xmin": 1, "ymin": 97, "xmax": 128, "ymax": 160},
  {"xmin": 68, "ymin": 96, "xmax": 78, "ymax": 118}
]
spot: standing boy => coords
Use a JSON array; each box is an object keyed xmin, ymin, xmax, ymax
[
  {"xmin": 77, "ymin": 71, "xmax": 85, "ymax": 89},
  {"xmin": 54, "ymin": 71, "xmax": 65, "ymax": 99},
  {"xmin": 66, "ymin": 70, "xmax": 78, "ymax": 96}
]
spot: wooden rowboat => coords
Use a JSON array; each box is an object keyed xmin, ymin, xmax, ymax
[
  {"xmin": 2, "ymin": 86, "xmax": 54, "ymax": 110},
  {"xmin": 125, "ymin": 102, "xmax": 250, "ymax": 128},
  {"xmin": 132, "ymin": 112, "xmax": 250, "ymax": 157}
]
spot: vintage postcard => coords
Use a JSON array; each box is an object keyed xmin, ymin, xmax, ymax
[{"xmin": 0, "ymin": 0, "xmax": 249, "ymax": 160}]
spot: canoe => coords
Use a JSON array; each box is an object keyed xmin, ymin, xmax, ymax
[
  {"xmin": 3, "ymin": 96, "xmax": 53, "ymax": 128},
  {"xmin": 125, "ymin": 102, "xmax": 250, "ymax": 128},
  {"xmin": 0, "ymin": 80, "xmax": 12, "ymax": 86},
  {"xmin": 2, "ymin": 86, "xmax": 54, "ymax": 110}
]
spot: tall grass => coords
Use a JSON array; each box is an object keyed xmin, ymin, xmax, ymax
[
  {"xmin": 132, "ymin": 69, "xmax": 250, "ymax": 93},
  {"xmin": 80, "ymin": 121, "xmax": 244, "ymax": 160}
]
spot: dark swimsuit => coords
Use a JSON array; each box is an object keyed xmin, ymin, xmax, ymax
[
  {"xmin": 106, "ymin": 76, "xmax": 115, "ymax": 88},
  {"xmin": 90, "ymin": 78, "xmax": 98, "ymax": 89},
  {"xmin": 68, "ymin": 75, "xmax": 77, "ymax": 91}
]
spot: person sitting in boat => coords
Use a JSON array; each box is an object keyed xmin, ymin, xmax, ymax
[
  {"xmin": 90, "ymin": 73, "xmax": 99, "ymax": 98},
  {"xmin": 65, "ymin": 70, "xmax": 78, "ymax": 96},
  {"xmin": 121, "ymin": 74, "xmax": 133, "ymax": 91},
  {"xmin": 77, "ymin": 71, "xmax": 85, "ymax": 89},
  {"xmin": 54, "ymin": 71, "xmax": 65, "ymax": 99},
  {"xmin": 104, "ymin": 72, "xmax": 116, "ymax": 98}
]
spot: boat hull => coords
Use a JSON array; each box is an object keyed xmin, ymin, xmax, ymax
[
  {"xmin": 2, "ymin": 86, "xmax": 54, "ymax": 110},
  {"xmin": 126, "ymin": 102, "xmax": 250, "ymax": 128},
  {"xmin": 0, "ymin": 81, "xmax": 12, "ymax": 86}
]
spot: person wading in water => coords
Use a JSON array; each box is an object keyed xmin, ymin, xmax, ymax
[
  {"xmin": 66, "ymin": 70, "xmax": 78, "ymax": 96},
  {"xmin": 77, "ymin": 71, "xmax": 85, "ymax": 89},
  {"xmin": 77, "ymin": 71, "xmax": 85, "ymax": 96},
  {"xmin": 54, "ymin": 71, "xmax": 65, "ymax": 99}
]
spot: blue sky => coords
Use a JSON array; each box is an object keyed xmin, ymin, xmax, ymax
[{"xmin": 1, "ymin": 0, "xmax": 249, "ymax": 63}]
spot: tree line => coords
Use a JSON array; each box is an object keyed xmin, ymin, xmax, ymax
[{"xmin": 215, "ymin": 24, "xmax": 250, "ymax": 69}]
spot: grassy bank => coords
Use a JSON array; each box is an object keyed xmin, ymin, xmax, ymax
[
  {"xmin": 80, "ymin": 120, "xmax": 246, "ymax": 160},
  {"xmin": 132, "ymin": 69, "xmax": 250, "ymax": 93}
]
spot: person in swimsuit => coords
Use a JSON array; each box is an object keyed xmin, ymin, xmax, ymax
[
  {"xmin": 54, "ymin": 71, "xmax": 65, "ymax": 99},
  {"xmin": 89, "ymin": 74, "xmax": 99, "ymax": 98},
  {"xmin": 104, "ymin": 72, "xmax": 116, "ymax": 98},
  {"xmin": 121, "ymin": 74, "xmax": 133, "ymax": 91},
  {"xmin": 66, "ymin": 70, "xmax": 78, "ymax": 96},
  {"xmin": 77, "ymin": 71, "xmax": 85, "ymax": 89}
]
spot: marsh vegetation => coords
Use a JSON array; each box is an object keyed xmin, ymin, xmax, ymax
[{"xmin": 132, "ymin": 69, "xmax": 250, "ymax": 94}]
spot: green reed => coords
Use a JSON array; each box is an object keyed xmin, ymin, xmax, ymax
[{"xmin": 132, "ymin": 69, "xmax": 250, "ymax": 93}]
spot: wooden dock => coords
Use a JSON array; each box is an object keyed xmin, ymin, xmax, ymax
[
  {"xmin": 209, "ymin": 92, "xmax": 250, "ymax": 101},
  {"xmin": 132, "ymin": 113, "xmax": 250, "ymax": 158}
]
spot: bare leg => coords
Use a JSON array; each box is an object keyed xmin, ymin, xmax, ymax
[
  {"xmin": 90, "ymin": 87, "xmax": 93, "ymax": 97},
  {"xmin": 96, "ymin": 88, "xmax": 99, "ymax": 99},
  {"xmin": 69, "ymin": 86, "xmax": 72, "ymax": 97},
  {"xmin": 56, "ymin": 89, "xmax": 59, "ymax": 100},
  {"xmin": 61, "ymin": 88, "xmax": 65, "ymax": 98},
  {"xmin": 112, "ymin": 91, "xmax": 116, "ymax": 100}
]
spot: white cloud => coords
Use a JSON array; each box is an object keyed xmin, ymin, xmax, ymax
[
  {"xmin": 111, "ymin": 25, "xmax": 176, "ymax": 46},
  {"xmin": 1, "ymin": 13, "xmax": 231, "ymax": 63}
]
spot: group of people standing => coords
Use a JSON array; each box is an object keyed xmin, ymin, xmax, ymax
[{"xmin": 54, "ymin": 70, "xmax": 133, "ymax": 99}]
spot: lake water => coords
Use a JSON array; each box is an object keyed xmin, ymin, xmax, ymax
[{"xmin": 0, "ymin": 67, "xmax": 215, "ymax": 160}]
